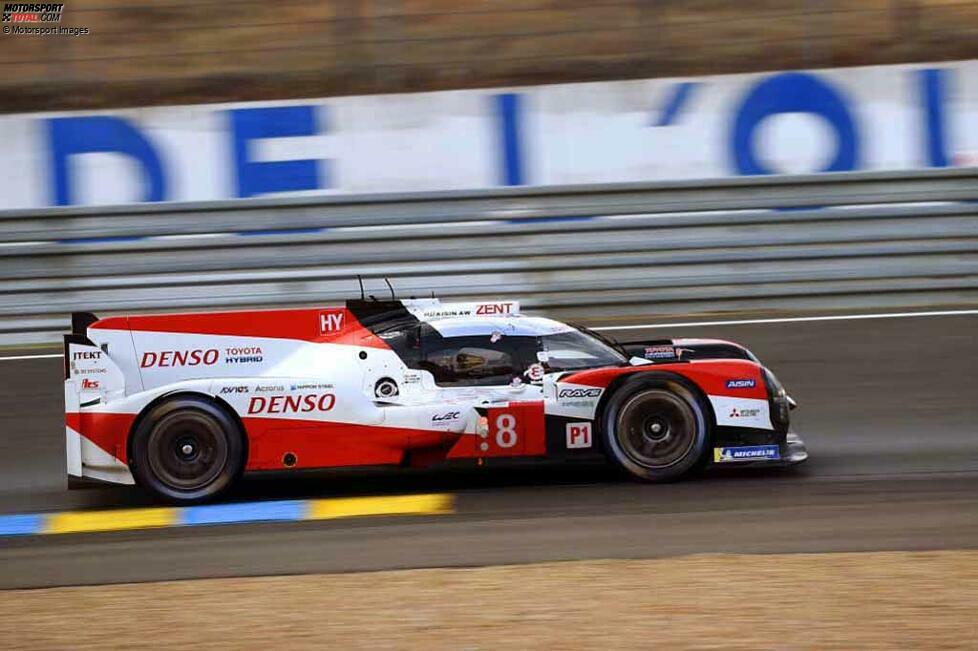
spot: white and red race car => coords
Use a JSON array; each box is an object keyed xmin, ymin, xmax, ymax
[{"xmin": 64, "ymin": 298, "xmax": 807, "ymax": 502}]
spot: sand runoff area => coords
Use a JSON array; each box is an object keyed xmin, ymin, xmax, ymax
[{"xmin": 2, "ymin": 550, "xmax": 976, "ymax": 649}]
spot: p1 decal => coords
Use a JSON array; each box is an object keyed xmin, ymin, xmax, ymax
[
  {"xmin": 319, "ymin": 311, "xmax": 345, "ymax": 334},
  {"xmin": 713, "ymin": 445, "xmax": 780, "ymax": 463},
  {"xmin": 565, "ymin": 422, "xmax": 592, "ymax": 449}
]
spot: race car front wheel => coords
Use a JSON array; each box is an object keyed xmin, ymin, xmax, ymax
[
  {"xmin": 602, "ymin": 377, "xmax": 709, "ymax": 482},
  {"xmin": 130, "ymin": 395, "xmax": 244, "ymax": 503}
]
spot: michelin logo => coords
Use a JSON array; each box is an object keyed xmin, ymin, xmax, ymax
[{"xmin": 713, "ymin": 445, "xmax": 780, "ymax": 463}]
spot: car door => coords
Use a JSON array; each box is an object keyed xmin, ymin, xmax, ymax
[{"xmin": 419, "ymin": 326, "xmax": 545, "ymax": 457}]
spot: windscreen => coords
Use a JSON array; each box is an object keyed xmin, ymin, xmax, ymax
[{"xmin": 540, "ymin": 330, "xmax": 626, "ymax": 372}]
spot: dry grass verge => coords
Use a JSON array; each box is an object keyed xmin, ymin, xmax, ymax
[{"xmin": 2, "ymin": 550, "xmax": 977, "ymax": 649}]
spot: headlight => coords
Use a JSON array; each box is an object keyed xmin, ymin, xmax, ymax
[{"xmin": 761, "ymin": 367, "xmax": 791, "ymax": 431}]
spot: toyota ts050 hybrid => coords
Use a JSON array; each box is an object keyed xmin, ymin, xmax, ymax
[{"xmin": 64, "ymin": 298, "xmax": 807, "ymax": 502}]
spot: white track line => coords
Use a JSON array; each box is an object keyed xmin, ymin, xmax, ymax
[
  {"xmin": 1, "ymin": 309, "xmax": 976, "ymax": 362},
  {"xmin": 593, "ymin": 309, "xmax": 978, "ymax": 331},
  {"xmin": 0, "ymin": 353, "xmax": 64, "ymax": 361}
]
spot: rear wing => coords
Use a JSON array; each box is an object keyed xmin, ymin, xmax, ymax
[
  {"xmin": 64, "ymin": 312, "xmax": 133, "ymax": 484},
  {"xmin": 64, "ymin": 311, "xmax": 127, "ymax": 397},
  {"xmin": 63, "ymin": 312, "xmax": 100, "ymax": 379}
]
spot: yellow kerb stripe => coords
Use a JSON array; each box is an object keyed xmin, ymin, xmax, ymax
[
  {"xmin": 44, "ymin": 507, "xmax": 178, "ymax": 535},
  {"xmin": 307, "ymin": 493, "xmax": 454, "ymax": 520}
]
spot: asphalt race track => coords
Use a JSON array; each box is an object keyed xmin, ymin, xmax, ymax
[{"xmin": 0, "ymin": 314, "xmax": 976, "ymax": 589}]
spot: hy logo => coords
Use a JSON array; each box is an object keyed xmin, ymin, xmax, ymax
[{"xmin": 319, "ymin": 311, "xmax": 345, "ymax": 334}]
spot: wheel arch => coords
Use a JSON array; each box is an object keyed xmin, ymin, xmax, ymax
[
  {"xmin": 126, "ymin": 390, "xmax": 249, "ymax": 469},
  {"xmin": 594, "ymin": 370, "xmax": 716, "ymax": 442}
]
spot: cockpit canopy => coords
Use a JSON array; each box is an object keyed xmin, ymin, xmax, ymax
[{"xmin": 379, "ymin": 315, "xmax": 626, "ymax": 386}]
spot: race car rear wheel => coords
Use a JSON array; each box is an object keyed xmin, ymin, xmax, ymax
[
  {"xmin": 130, "ymin": 395, "xmax": 244, "ymax": 503},
  {"xmin": 602, "ymin": 378, "xmax": 709, "ymax": 482}
]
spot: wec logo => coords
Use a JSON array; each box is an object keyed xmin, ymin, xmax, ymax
[
  {"xmin": 140, "ymin": 349, "xmax": 219, "ymax": 368},
  {"xmin": 432, "ymin": 411, "xmax": 460, "ymax": 422},
  {"xmin": 566, "ymin": 422, "xmax": 592, "ymax": 449}
]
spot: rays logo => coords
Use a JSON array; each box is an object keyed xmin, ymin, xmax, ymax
[{"xmin": 558, "ymin": 388, "xmax": 602, "ymax": 398}]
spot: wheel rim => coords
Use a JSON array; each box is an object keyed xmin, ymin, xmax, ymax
[
  {"xmin": 147, "ymin": 411, "xmax": 229, "ymax": 491},
  {"xmin": 615, "ymin": 389, "xmax": 698, "ymax": 469}
]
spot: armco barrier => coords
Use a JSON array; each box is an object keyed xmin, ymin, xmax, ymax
[{"xmin": 1, "ymin": 168, "xmax": 977, "ymax": 346}]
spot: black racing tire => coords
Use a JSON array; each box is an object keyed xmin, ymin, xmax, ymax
[
  {"xmin": 130, "ymin": 395, "xmax": 244, "ymax": 503},
  {"xmin": 601, "ymin": 376, "xmax": 710, "ymax": 482}
]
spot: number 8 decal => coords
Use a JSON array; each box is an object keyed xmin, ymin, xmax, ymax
[{"xmin": 495, "ymin": 413, "xmax": 518, "ymax": 448}]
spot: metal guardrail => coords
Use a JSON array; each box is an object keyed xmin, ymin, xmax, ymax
[{"xmin": 1, "ymin": 168, "xmax": 977, "ymax": 346}]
